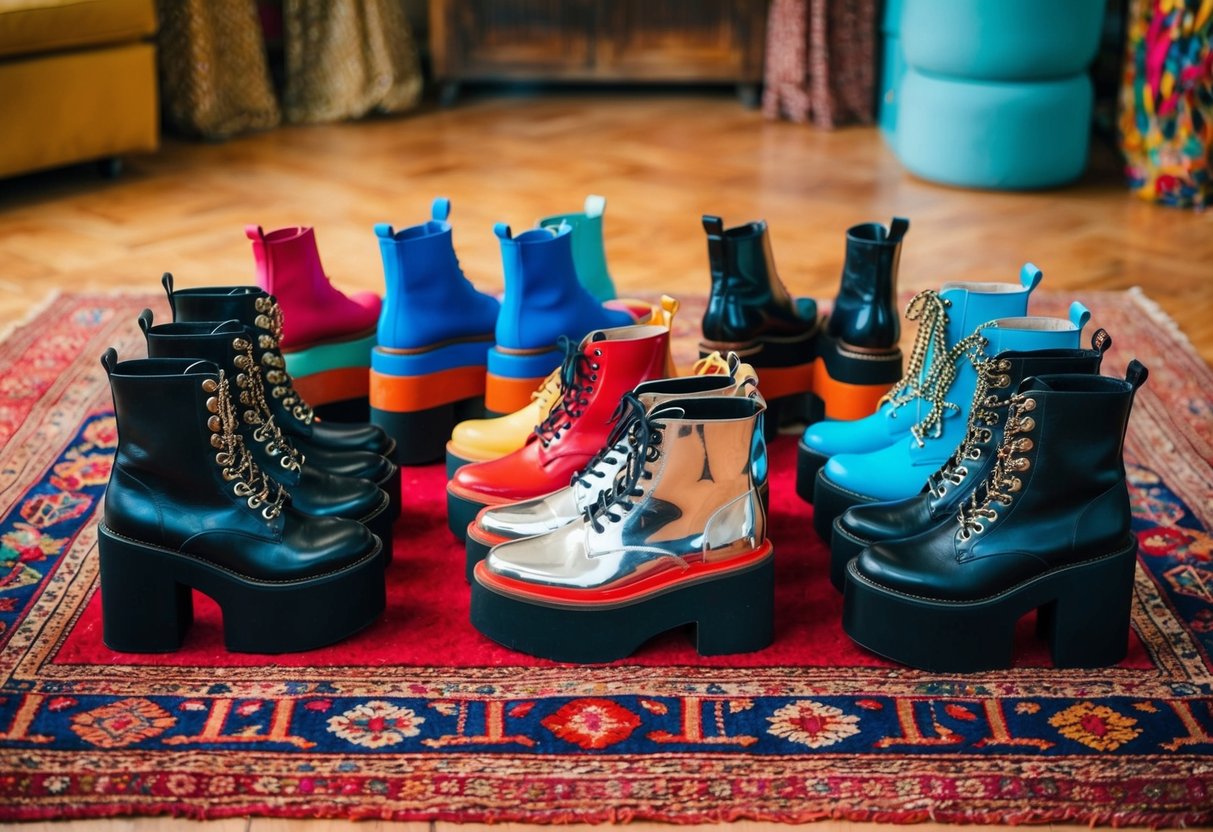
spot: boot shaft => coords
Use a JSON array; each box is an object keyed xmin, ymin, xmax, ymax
[
  {"xmin": 965, "ymin": 362, "xmax": 1147, "ymax": 558},
  {"xmin": 163, "ymin": 274, "xmax": 264, "ymax": 326},
  {"xmin": 604, "ymin": 396, "xmax": 766, "ymax": 557},
  {"xmin": 374, "ymin": 198, "xmax": 500, "ymax": 350},
  {"xmin": 247, "ymin": 225, "xmax": 325, "ymax": 298},
  {"xmin": 828, "ymin": 217, "xmax": 908, "ymax": 348},
  {"xmin": 538, "ymin": 194, "xmax": 615, "ymax": 302}
]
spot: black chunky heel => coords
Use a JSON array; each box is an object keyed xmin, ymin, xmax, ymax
[
  {"xmin": 1037, "ymin": 541, "xmax": 1138, "ymax": 668},
  {"xmin": 98, "ymin": 527, "xmax": 193, "ymax": 653}
]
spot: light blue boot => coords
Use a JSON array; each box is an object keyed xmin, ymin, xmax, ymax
[
  {"xmin": 810, "ymin": 301, "xmax": 1091, "ymax": 538},
  {"xmin": 538, "ymin": 195, "xmax": 616, "ymax": 302},
  {"xmin": 795, "ymin": 263, "xmax": 1043, "ymax": 503}
]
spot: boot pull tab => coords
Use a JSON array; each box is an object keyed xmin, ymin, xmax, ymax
[
  {"xmin": 887, "ymin": 217, "xmax": 910, "ymax": 243},
  {"xmin": 137, "ymin": 309, "xmax": 154, "ymax": 336},
  {"xmin": 1019, "ymin": 262, "xmax": 1043, "ymax": 292},
  {"xmin": 100, "ymin": 348, "xmax": 118, "ymax": 377},
  {"xmin": 702, "ymin": 215, "xmax": 724, "ymax": 237},
  {"xmin": 373, "ymin": 223, "xmax": 395, "ymax": 239},
  {"xmin": 1068, "ymin": 301, "xmax": 1091, "ymax": 332},
  {"xmin": 1090, "ymin": 327, "xmax": 1112, "ymax": 354},
  {"xmin": 584, "ymin": 194, "xmax": 606, "ymax": 218},
  {"xmin": 244, "ymin": 225, "xmax": 265, "ymax": 242},
  {"xmin": 161, "ymin": 272, "xmax": 176, "ymax": 316},
  {"xmin": 431, "ymin": 197, "xmax": 451, "ymax": 222},
  {"xmin": 1125, "ymin": 359, "xmax": 1149, "ymax": 391},
  {"xmin": 493, "ymin": 222, "xmax": 513, "ymax": 241}
]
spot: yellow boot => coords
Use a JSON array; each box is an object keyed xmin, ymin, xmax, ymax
[{"xmin": 445, "ymin": 296, "xmax": 681, "ymax": 477}]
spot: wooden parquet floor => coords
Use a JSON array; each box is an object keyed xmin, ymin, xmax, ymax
[{"xmin": 1, "ymin": 91, "xmax": 1210, "ymax": 831}]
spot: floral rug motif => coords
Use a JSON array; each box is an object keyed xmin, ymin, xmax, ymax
[{"xmin": 0, "ymin": 291, "xmax": 1211, "ymax": 825}]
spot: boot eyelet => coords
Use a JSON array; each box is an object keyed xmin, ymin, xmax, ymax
[
  {"xmin": 262, "ymin": 506, "xmax": 277, "ymax": 520},
  {"xmin": 202, "ymin": 379, "xmax": 218, "ymax": 393},
  {"xmin": 234, "ymin": 482, "xmax": 253, "ymax": 497},
  {"xmin": 593, "ymin": 349, "xmax": 603, "ymax": 356},
  {"xmin": 207, "ymin": 415, "xmax": 221, "ymax": 432},
  {"xmin": 247, "ymin": 495, "xmax": 263, "ymax": 509},
  {"xmin": 1021, "ymin": 398, "xmax": 1037, "ymax": 411},
  {"xmin": 206, "ymin": 397, "xmax": 219, "ymax": 414},
  {"xmin": 1019, "ymin": 417, "xmax": 1035, "ymax": 432}
]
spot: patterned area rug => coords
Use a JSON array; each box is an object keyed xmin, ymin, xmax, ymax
[{"xmin": 0, "ymin": 290, "xmax": 1211, "ymax": 825}]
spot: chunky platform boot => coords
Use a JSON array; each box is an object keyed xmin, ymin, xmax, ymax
[
  {"xmin": 485, "ymin": 222, "xmax": 638, "ymax": 415},
  {"xmin": 470, "ymin": 395, "xmax": 772, "ymax": 663},
  {"xmin": 828, "ymin": 328, "xmax": 1111, "ymax": 591},
  {"xmin": 538, "ymin": 194, "xmax": 616, "ymax": 302},
  {"xmin": 811, "ymin": 218, "xmax": 908, "ymax": 423},
  {"xmin": 811, "ymin": 303, "xmax": 1091, "ymax": 539},
  {"xmin": 444, "ymin": 296, "xmax": 680, "ymax": 478},
  {"xmin": 698, "ymin": 215, "xmax": 821, "ymax": 434},
  {"xmin": 248, "ymin": 225, "xmax": 381, "ymax": 420},
  {"xmin": 463, "ymin": 355, "xmax": 763, "ymax": 580},
  {"xmin": 140, "ymin": 314, "xmax": 395, "ymax": 553},
  {"xmin": 796, "ymin": 264, "xmax": 1043, "ymax": 503},
  {"xmin": 842, "ymin": 361, "xmax": 1148, "ymax": 672},
  {"xmin": 447, "ymin": 323, "xmax": 670, "ymax": 540},
  {"xmin": 162, "ymin": 275, "xmax": 401, "ymax": 516},
  {"xmin": 370, "ymin": 199, "xmax": 502, "ymax": 464},
  {"xmin": 97, "ymin": 351, "xmax": 385, "ymax": 653}
]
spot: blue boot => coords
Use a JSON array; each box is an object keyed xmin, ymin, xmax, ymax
[
  {"xmin": 370, "ymin": 198, "xmax": 501, "ymax": 465},
  {"xmin": 811, "ymin": 301, "xmax": 1091, "ymax": 539},
  {"xmin": 538, "ymin": 194, "xmax": 616, "ymax": 302},
  {"xmin": 795, "ymin": 263, "xmax": 1043, "ymax": 503},
  {"xmin": 485, "ymin": 222, "xmax": 635, "ymax": 415}
]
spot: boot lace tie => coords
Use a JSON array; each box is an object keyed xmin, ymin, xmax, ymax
[
  {"xmin": 583, "ymin": 394, "xmax": 663, "ymax": 534},
  {"xmin": 254, "ymin": 296, "xmax": 316, "ymax": 425},
  {"xmin": 957, "ymin": 393, "xmax": 1038, "ymax": 540},
  {"xmin": 928, "ymin": 357, "xmax": 1014, "ymax": 498},
  {"xmin": 204, "ymin": 371, "xmax": 287, "ymax": 520},
  {"xmin": 572, "ymin": 392, "xmax": 649, "ymax": 493},
  {"xmin": 232, "ymin": 337, "xmax": 303, "ymax": 472},
  {"xmin": 535, "ymin": 336, "xmax": 599, "ymax": 447}
]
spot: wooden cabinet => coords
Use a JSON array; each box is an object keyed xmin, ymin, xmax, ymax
[{"xmin": 429, "ymin": 0, "xmax": 767, "ymax": 106}]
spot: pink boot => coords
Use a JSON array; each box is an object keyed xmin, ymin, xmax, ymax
[{"xmin": 247, "ymin": 225, "xmax": 381, "ymax": 419}]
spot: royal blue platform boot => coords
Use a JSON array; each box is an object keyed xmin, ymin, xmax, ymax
[
  {"xmin": 369, "ymin": 198, "xmax": 502, "ymax": 464},
  {"xmin": 795, "ymin": 263, "xmax": 1044, "ymax": 504},
  {"xmin": 485, "ymin": 221, "xmax": 636, "ymax": 415},
  {"xmin": 811, "ymin": 300, "xmax": 1092, "ymax": 539}
]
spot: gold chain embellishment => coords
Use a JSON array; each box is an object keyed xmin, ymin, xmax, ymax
[
  {"xmin": 909, "ymin": 325, "xmax": 990, "ymax": 446},
  {"xmin": 232, "ymin": 337, "xmax": 304, "ymax": 472},
  {"xmin": 877, "ymin": 290, "xmax": 954, "ymax": 414},
  {"xmin": 254, "ymin": 296, "xmax": 315, "ymax": 425},
  {"xmin": 956, "ymin": 393, "xmax": 1038, "ymax": 540},
  {"xmin": 929, "ymin": 357, "xmax": 1014, "ymax": 497},
  {"xmin": 204, "ymin": 371, "xmax": 287, "ymax": 520}
]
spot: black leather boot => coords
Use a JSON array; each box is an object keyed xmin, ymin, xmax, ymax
[
  {"xmin": 163, "ymin": 277, "xmax": 401, "ymax": 524},
  {"xmin": 698, "ymin": 215, "xmax": 820, "ymax": 433},
  {"xmin": 829, "ymin": 329, "xmax": 1112, "ymax": 591},
  {"xmin": 98, "ymin": 351, "xmax": 385, "ymax": 653},
  {"xmin": 810, "ymin": 219, "xmax": 908, "ymax": 424},
  {"xmin": 162, "ymin": 274, "xmax": 398, "ymax": 461},
  {"xmin": 841, "ymin": 360, "xmax": 1147, "ymax": 672},
  {"xmin": 139, "ymin": 312, "xmax": 395, "ymax": 555}
]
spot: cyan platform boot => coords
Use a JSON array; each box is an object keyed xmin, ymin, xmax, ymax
[
  {"xmin": 811, "ymin": 300, "xmax": 1092, "ymax": 540},
  {"xmin": 485, "ymin": 222, "xmax": 635, "ymax": 415},
  {"xmin": 795, "ymin": 263, "xmax": 1044, "ymax": 503},
  {"xmin": 370, "ymin": 198, "xmax": 501, "ymax": 465},
  {"xmin": 538, "ymin": 194, "xmax": 616, "ymax": 302}
]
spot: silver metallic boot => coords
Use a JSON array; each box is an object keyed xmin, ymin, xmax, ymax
[
  {"xmin": 462, "ymin": 353, "xmax": 762, "ymax": 580},
  {"xmin": 469, "ymin": 394, "xmax": 773, "ymax": 662}
]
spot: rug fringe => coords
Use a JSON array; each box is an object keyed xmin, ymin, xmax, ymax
[{"xmin": 1126, "ymin": 285, "xmax": 1209, "ymax": 372}]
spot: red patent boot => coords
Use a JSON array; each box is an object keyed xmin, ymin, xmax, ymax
[
  {"xmin": 445, "ymin": 324, "xmax": 670, "ymax": 539},
  {"xmin": 247, "ymin": 225, "xmax": 381, "ymax": 419}
]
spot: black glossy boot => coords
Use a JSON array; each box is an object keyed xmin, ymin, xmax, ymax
[
  {"xmin": 161, "ymin": 277, "xmax": 400, "ymax": 522},
  {"xmin": 829, "ymin": 329, "xmax": 1111, "ymax": 591},
  {"xmin": 842, "ymin": 360, "xmax": 1147, "ymax": 672},
  {"xmin": 98, "ymin": 351, "xmax": 385, "ymax": 653},
  {"xmin": 810, "ymin": 219, "xmax": 908, "ymax": 424},
  {"xmin": 698, "ymin": 215, "xmax": 820, "ymax": 433},
  {"xmin": 139, "ymin": 312, "xmax": 395, "ymax": 555}
]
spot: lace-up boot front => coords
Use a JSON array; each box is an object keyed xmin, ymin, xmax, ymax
[
  {"xmin": 842, "ymin": 361, "xmax": 1148, "ymax": 672},
  {"xmin": 97, "ymin": 351, "xmax": 384, "ymax": 653}
]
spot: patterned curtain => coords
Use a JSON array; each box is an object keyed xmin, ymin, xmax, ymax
[
  {"xmin": 157, "ymin": 0, "xmax": 282, "ymax": 140},
  {"xmin": 1119, "ymin": 0, "xmax": 1213, "ymax": 208},
  {"xmin": 762, "ymin": 0, "xmax": 878, "ymax": 128}
]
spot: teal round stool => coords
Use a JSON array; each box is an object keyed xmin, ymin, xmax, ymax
[
  {"xmin": 901, "ymin": 0, "xmax": 1105, "ymax": 81},
  {"xmin": 897, "ymin": 68, "xmax": 1093, "ymax": 189}
]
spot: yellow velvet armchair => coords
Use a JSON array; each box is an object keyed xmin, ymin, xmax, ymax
[{"xmin": 0, "ymin": 0, "xmax": 158, "ymax": 179}]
